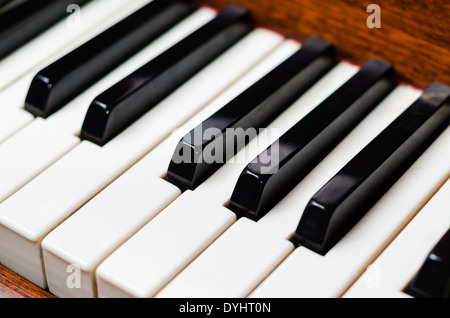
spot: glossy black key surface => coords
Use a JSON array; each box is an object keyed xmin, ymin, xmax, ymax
[
  {"xmin": 409, "ymin": 229, "xmax": 450, "ymax": 298},
  {"xmin": 294, "ymin": 83, "xmax": 450, "ymax": 255},
  {"xmin": 0, "ymin": 0, "xmax": 91, "ymax": 59},
  {"xmin": 167, "ymin": 37, "xmax": 336, "ymax": 192},
  {"xmin": 24, "ymin": 0, "xmax": 194, "ymax": 118},
  {"xmin": 81, "ymin": 5, "xmax": 252, "ymax": 147},
  {"xmin": 0, "ymin": 0, "xmax": 13, "ymax": 8},
  {"xmin": 229, "ymin": 59, "xmax": 396, "ymax": 221}
]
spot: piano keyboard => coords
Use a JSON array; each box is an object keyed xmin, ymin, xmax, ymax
[{"xmin": 0, "ymin": 0, "xmax": 449, "ymax": 299}]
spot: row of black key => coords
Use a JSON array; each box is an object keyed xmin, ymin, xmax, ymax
[
  {"xmin": 3, "ymin": 0, "xmax": 449, "ymax": 298},
  {"xmin": 165, "ymin": 37, "xmax": 450, "ymax": 260},
  {"xmin": 20, "ymin": 1, "xmax": 252, "ymax": 146},
  {"xmin": 81, "ymin": 4, "xmax": 252, "ymax": 146},
  {"xmin": 25, "ymin": 0, "xmax": 196, "ymax": 118},
  {"xmin": 294, "ymin": 83, "xmax": 450, "ymax": 255},
  {"xmin": 167, "ymin": 37, "xmax": 336, "ymax": 192}
]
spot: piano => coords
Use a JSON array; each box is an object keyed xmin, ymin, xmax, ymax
[{"xmin": 0, "ymin": 0, "xmax": 449, "ymax": 299}]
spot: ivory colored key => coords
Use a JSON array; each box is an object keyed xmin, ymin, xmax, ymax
[
  {"xmin": 0, "ymin": 0, "xmax": 149, "ymax": 92},
  {"xmin": 0, "ymin": 119, "xmax": 79, "ymax": 203},
  {"xmin": 0, "ymin": 76, "xmax": 35, "ymax": 143},
  {"xmin": 97, "ymin": 191, "xmax": 237, "ymax": 298},
  {"xmin": 42, "ymin": 39, "xmax": 297, "ymax": 298},
  {"xmin": 344, "ymin": 180, "xmax": 450, "ymax": 298},
  {"xmin": 156, "ymin": 218, "xmax": 294, "ymax": 298},
  {"xmin": 250, "ymin": 123, "xmax": 450, "ymax": 298},
  {"xmin": 0, "ymin": 9, "xmax": 215, "ymax": 204},
  {"xmin": 0, "ymin": 27, "xmax": 287, "ymax": 290},
  {"xmin": 94, "ymin": 60, "xmax": 359, "ymax": 298}
]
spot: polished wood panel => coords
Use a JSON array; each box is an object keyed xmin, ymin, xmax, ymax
[
  {"xmin": 196, "ymin": 0, "xmax": 450, "ymax": 88},
  {"xmin": 0, "ymin": 265, "xmax": 54, "ymax": 298}
]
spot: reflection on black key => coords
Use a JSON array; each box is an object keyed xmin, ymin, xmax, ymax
[
  {"xmin": 0, "ymin": 0, "xmax": 91, "ymax": 59},
  {"xmin": 0, "ymin": 0, "xmax": 13, "ymax": 8},
  {"xmin": 229, "ymin": 59, "xmax": 396, "ymax": 221},
  {"xmin": 409, "ymin": 229, "xmax": 450, "ymax": 298},
  {"xmin": 25, "ymin": 0, "xmax": 194, "ymax": 118},
  {"xmin": 81, "ymin": 5, "xmax": 252, "ymax": 147},
  {"xmin": 294, "ymin": 83, "xmax": 450, "ymax": 255},
  {"xmin": 167, "ymin": 37, "xmax": 336, "ymax": 192}
]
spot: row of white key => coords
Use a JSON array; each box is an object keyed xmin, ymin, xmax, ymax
[
  {"xmin": 0, "ymin": 21, "xmax": 287, "ymax": 288},
  {"xmin": 94, "ymin": 62, "xmax": 361, "ymax": 298},
  {"xmin": 42, "ymin": 39, "xmax": 303, "ymax": 298}
]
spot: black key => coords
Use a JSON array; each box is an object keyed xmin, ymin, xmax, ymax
[
  {"xmin": 0, "ymin": 0, "xmax": 91, "ymax": 59},
  {"xmin": 293, "ymin": 82, "xmax": 450, "ymax": 255},
  {"xmin": 24, "ymin": 0, "xmax": 194, "ymax": 118},
  {"xmin": 229, "ymin": 59, "xmax": 396, "ymax": 221},
  {"xmin": 409, "ymin": 229, "xmax": 450, "ymax": 298},
  {"xmin": 167, "ymin": 37, "xmax": 336, "ymax": 192},
  {"xmin": 81, "ymin": 5, "xmax": 252, "ymax": 147}
]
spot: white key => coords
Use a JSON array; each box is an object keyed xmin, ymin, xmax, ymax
[
  {"xmin": 0, "ymin": 119, "xmax": 79, "ymax": 203},
  {"xmin": 0, "ymin": 28, "xmax": 286, "ymax": 289},
  {"xmin": 94, "ymin": 59, "xmax": 359, "ymax": 298},
  {"xmin": 344, "ymin": 179, "xmax": 450, "ymax": 298},
  {"xmin": 97, "ymin": 191, "xmax": 237, "ymax": 298},
  {"xmin": 156, "ymin": 218, "xmax": 294, "ymax": 298},
  {"xmin": 0, "ymin": 9, "xmax": 216, "ymax": 204},
  {"xmin": 249, "ymin": 122, "xmax": 450, "ymax": 298},
  {"xmin": 0, "ymin": 0, "xmax": 153, "ymax": 92},
  {"xmin": 44, "ymin": 175, "xmax": 181, "ymax": 298},
  {"xmin": 44, "ymin": 39, "xmax": 296, "ymax": 298},
  {"xmin": 0, "ymin": 77, "xmax": 35, "ymax": 144}
]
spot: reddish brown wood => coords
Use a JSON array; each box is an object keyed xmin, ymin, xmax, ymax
[
  {"xmin": 195, "ymin": 0, "xmax": 450, "ymax": 88},
  {"xmin": 0, "ymin": 265, "xmax": 54, "ymax": 298}
]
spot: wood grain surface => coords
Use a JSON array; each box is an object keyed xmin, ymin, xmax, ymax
[
  {"xmin": 0, "ymin": 0, "xmax": 448, "ymax": 298},
  {"xmin": 0, "ymin": 265, "xmax": 54, "ymax": 298},
  {"xmin": 195, "ymin": 0, "xmax": 450, "ymax": 88}
]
